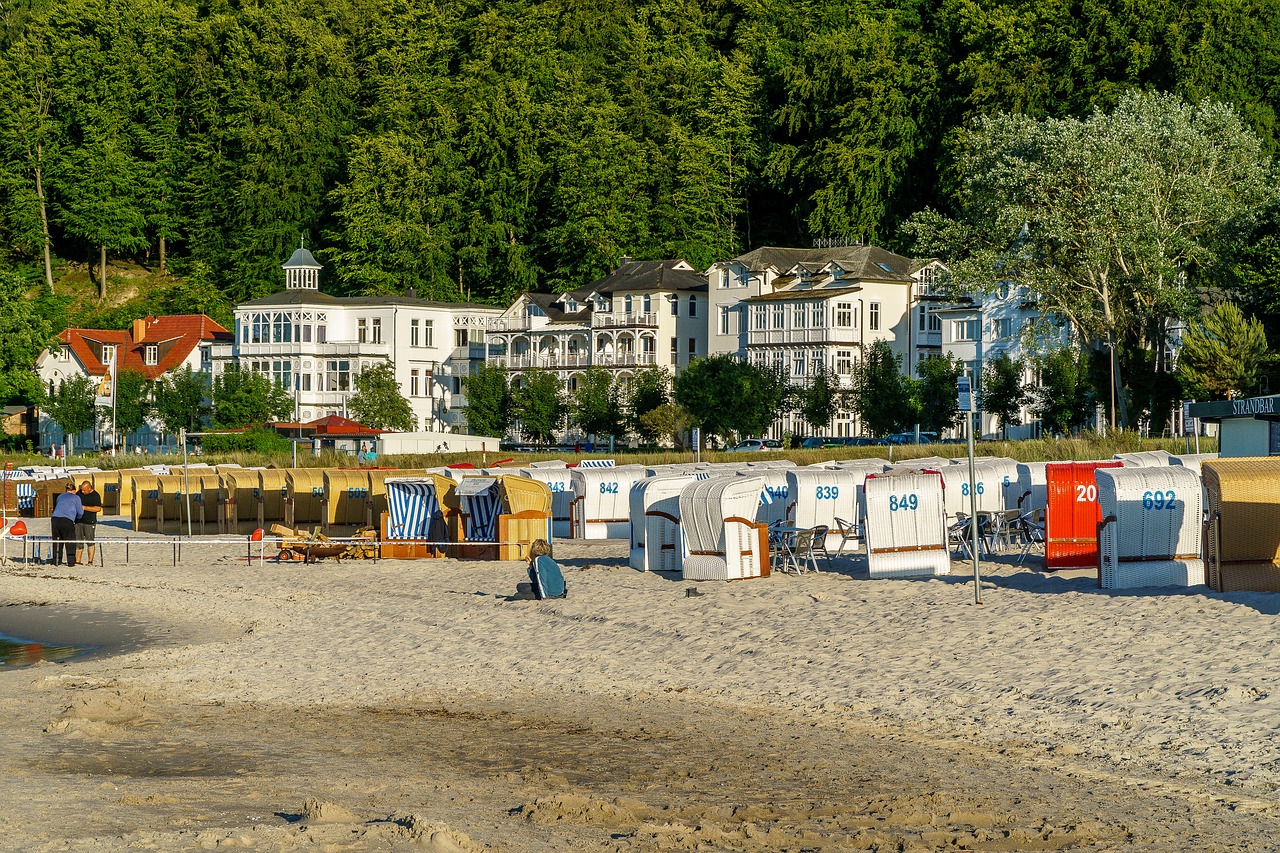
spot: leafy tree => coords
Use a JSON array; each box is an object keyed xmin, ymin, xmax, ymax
[
  {"xmin": 45, "ymin": 374, "xmax": 96, "ymax": 445},
  {"xmin": 571, "ymin": 366, "xmax": 625, "ymax": 442},
  {"xmin": 1177, "ymin": 301, "xmax": 1270, "ymax": 400},
  {"xmin": 796, "ymin": 364, "xmax": 844, "ymax": 434},
  {"xmin": 347, "ymin": 362, "xmax": 414, "ymax": 431},
  {"xmin": 153, "ymin": 366, "xmax": 210, "ymax": 438},
  {"xmin": 915, "ymin": 354, "xmax": 964, "ymax": 436},
  {"xmin": 211, "ymin": 365, "xmax": 293, "ymax": 429},
  {"xmin": 110, "ymin": 369, "xmax": 151, "ymax": 437},
  {"xmin": 0, "ymin": 271, "xmax": 58, "ymax": 404},
  {"xmin": 462, "ymin": 363, "xmax": 512, "ymax": 438},
  {"xmin": 512, "ymin": 369, "xmax": 564, "ymax": 445},
  {"xmin": 909, "ymin": 91, "xmax": 1277, "ymax": 426},
  {"xmin": 203, "ymin": 426, "xmax": 292, "ymax": 455},
  {"xmin": 639, "ymin": 403, "xmax": 695, "ymax": 450},
  {"xmin": 1034, "ymin": 347, "xmax": 1095, "ymax": 436},
  {"xmin": 627, "ymin": 366, "xmax": 670, "ymax": 443},
  {"xmin": 674, "ymin": 355, "xmax": 790, "ymax": 443},
  {"xmin": 853, "ymin": 341, "xmax": 917, "ymax": 437},
  {"xmin": 155, "ymin": 262, "xmax": 234, "ymax": 329},
  {"xmin": 980, "ymin": 352, "xmax": 1030, "ymax": 439}
]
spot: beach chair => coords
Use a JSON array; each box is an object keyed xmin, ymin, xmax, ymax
[
  {"xmin": 1096, "ymin": 466, "xmax": 1204, "ymax": 589},
  {"xmin": 1202, "ymin": 458, "xmax": 1280, "ymax": 592}
]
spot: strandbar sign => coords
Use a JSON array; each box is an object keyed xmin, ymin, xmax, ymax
[{"xmin": 1187, "ymin": 395, "xmax": 1280, "ymax": 457}]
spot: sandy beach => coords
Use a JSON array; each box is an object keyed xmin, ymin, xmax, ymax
[{"xmin": 3, "ymin": 518, "xmax": 1280, "ymax": 851}]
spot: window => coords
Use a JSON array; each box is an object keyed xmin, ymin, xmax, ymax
[
  {"xmin": 643, "ymin": 294, "xmax": 652, "ymax": 313},
  {"xmin": 720, "ymin": 306, "xmax": 731, "ymax": 336},
  {"xmin": 372, "ymin": 318, "xmax": 382, "ymax": 344},
  {"xmin": 793, "ymin": 303, "xmax": 807, "ymax": 329},
  {"xmin": 410, "ymin": 369, "xmax": 420, "ymax": 397},
  {"xmin": 952, "ymin": 319, "xmax": 979, "ymax": 341},
  {"xmin": 317, "ymin": 324, "xmax": 327, "ymax": 344},
  {"xmin": 996, "ymin": 317, "xmax": 1015, "ymax": 339},
  {"xmin": 793, "ymin": 354, "xmax": 806, "ymax": 376},
  {"xmin": 300, "ymin": 373, "xmax": 312, "ymax": 391},
  {"xmin": 272, "ymin": 313, "xmax": 292, "ymax": 343},
  {"xmin": 836, "ymin": 303, "xmax": 853, "ymax": 328},
  {"xmin": 670, "ymin": 337, "xmax": 678, "ymax": 362},
  {"xmin": 144, "ymin": 344, "xmax": 158, "ymax": 366},
  {"xmin": 101, "ymin": 345, "xmax": 116, "ymax": 368},
  {"xmin": 688, "ymin": 337, "xmax": 696, "ymax": 356},
  {"xmin": 624, "ymin": 295, "xmax": 633, "ymax": 313},
  {"xmin": 455, "ymin": 328, "xmax": 468, "ymax": 348},
  {"xmin": 358, "ymin": 318, "xmax": 368, "ymax": 344},
  {"xmin": 771, "ymin": 304, "xmax": 785, "ymax": 330},
  {"xmin": 811, "ymin": 350, "xmax": 823, "ymax": 376},
  {"xmin": 811, "ymin": 302, "xmax": 825, "ymax": 328},
  {"xmin": 753, "ymin": 304, "xmax": 767, "ymax": 331},
  {"xmin": 302, "ymin": 324, "xmax": 312, "ymax": 343},
  {"xmin": 688, "ymin": 296, "xmax": 697, "ymax": 317},
  {"xmin": 836, "ymin": 350, "xmax": 853, "ymax": 374},
  {"xmin": 670, "ymin": 296, "xmax": 679, "ymax": 317},
  {"xmin": 869, "ymin": 302, "xmax": 881, "ymax": 331},
  {"xmin": 411, "ymin": 319, "xmax": 420, "ymax": 347},
  {"xmin": 272, "ymin": 360, "xmax": 292, "ymax": 390},
  {"xmin": 325, "ymin": 360, "xmax": 351, "ymax": 392}
]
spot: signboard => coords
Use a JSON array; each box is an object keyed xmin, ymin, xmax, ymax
[{"xmin": 957, "ymin": 376, "xmax": 973, "ymax": 413}]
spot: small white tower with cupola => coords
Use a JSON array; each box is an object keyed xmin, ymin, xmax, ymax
[{"xmin": 282, "ymin": 243, "xmax": 321, "ymax": 290}]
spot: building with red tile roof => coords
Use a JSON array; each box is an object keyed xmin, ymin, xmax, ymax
[{"xmin": 35, "ymin": 315, "xmax": 233, "ymax": 452}]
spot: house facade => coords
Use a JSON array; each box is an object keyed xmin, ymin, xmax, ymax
[
  {"xmin": 936, "ymin": 283, "xmax": 1071, "ymax": 439},
  {"xmin": 221, "ymin": 247, "xmax": 504, "ymax": 433},
  {"xmin": 486, "ymin": 260, "xmax": 708, "ymax": 410},
  {"xmin": 35, "ymin": 314, "xmax": 232, "ymax": 452},
  {"xmin": 704, "ymin": 246, "xmax": 948, "ymax": 438}
]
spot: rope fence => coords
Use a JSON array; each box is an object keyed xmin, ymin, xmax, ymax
[{"xmin": 0, "ymin": 533, "xmax": 547, "ymax": 567}]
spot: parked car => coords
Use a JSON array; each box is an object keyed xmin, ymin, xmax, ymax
[
  {"xmin": 880, "ymin": 432, "xmax": 937, "ymax": 445},
  {"xmin": 840, "ymin": 437, "xmax": 878, "ymax": 447},
  {"xmin": 799, "ymin": 436, "xmax": 830, "ymax": 449},
  {"xmin": 728, "ymin": 438, "xmax": 783, "ymax": 452}
]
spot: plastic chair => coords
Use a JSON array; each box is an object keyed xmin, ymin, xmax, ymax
[
  {"xmin": 787, "ymin": 527, "xmax": 821, "ymax": 574},
  {"xmin": 948, "ymin": 514, "xmax": 974, "ymax": 560}
]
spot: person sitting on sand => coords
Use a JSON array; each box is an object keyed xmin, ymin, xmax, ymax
[{"xmin": 526, "ymin": 539, "xmax": 566, "ymax": 600}]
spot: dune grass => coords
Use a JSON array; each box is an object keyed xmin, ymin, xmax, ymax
[{"xmin": 11, "ymin": 432, "xmax": 1215, "ymax": 472}]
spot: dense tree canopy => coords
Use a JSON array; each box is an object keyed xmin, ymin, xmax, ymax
[{"xmin": 2, "ymin": 0, "xmax": 1280, "ymax": 316}]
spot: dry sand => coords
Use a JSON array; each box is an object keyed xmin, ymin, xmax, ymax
[{"xmin": 3, "ymin": 518, "xmax": 1280, "ymax": 851}]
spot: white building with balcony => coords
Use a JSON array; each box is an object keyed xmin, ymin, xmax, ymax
[
  {"xmin": 706, "ymin": 246, "xmax": 946, "ymax": 438},
  {"xmin": 936, "ymin": 283, "xmax": 1068, "ymax": 439},
  {"xmin": 220, "ymin": 247, "xmax": 503, "ymax": 433},
  {"xmin": 487, "ymin": 260, "xmax": 708, "ymax": 396}
]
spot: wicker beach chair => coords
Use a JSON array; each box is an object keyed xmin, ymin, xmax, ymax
[{"xmin": 1202, "ymin": 458, "xmax": 1280, "ymax": 592}]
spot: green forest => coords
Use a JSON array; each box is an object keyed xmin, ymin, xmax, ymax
[
  {"xmin": 3, "ymin": 0, "xmax": 1280, "ymax": 427},
  {"xmin": 4, "ymin": 0, "xmax": 1280, "ymax": 305}
]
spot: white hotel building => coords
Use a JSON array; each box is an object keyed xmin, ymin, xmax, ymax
[
  {"xmin": 703, "ymin": 246, "xmax": 948, "ymax": 438},
  {"xmin": 217, "ymin": 247, "xmax": 502, "ymax": 433}
]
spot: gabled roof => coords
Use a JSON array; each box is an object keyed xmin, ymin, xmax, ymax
[
  {"xmin": 720, "ymin": 245, "xmax": 918, "ymax": 282},
  {"xmin": 58, "ymin": 315, "xmax": 232, "ymax": 381},
  {"xmin": 571, "ymin": 260, "xmax": 707, "ymax": 299},
  {"xmin": 306, "ymin": 415, "xmax": 386, "ymax": 435}
]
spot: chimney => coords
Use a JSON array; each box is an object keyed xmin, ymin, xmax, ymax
[{"xmin": 132, "ymin": 318, "xmax": 147, "ymax": 342}]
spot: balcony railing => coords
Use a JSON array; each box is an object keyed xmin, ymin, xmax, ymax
[
  {"xmin": 592, "ymin": 312, "xmax": 658, "ymax": 329},
  {"xmin": 237, "ymin": 340, "xmax": 388, "ymax": 357},
  {"xmin": 487, "ymin": 351, "xmax": 655, "ymax": 370},
  {"xmin": 745, "ymin": 328, "xmax": 861, "ymax": 346}
]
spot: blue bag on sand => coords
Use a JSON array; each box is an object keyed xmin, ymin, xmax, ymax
[{"xmin": 529, "ymin": 554, "xmax": 567, "ymax": 599}]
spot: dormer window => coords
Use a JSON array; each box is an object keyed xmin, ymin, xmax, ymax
[
  {"xmin": 566, "ymin": 299, "xmax": 577, "ymax": 312},
  {"xmin": 101, "ymin": 344, "xmax": 116, "ymax": 368},
  {"xmin": 144, "ymin": 344, "xmax": 158, "ymax": 366}
]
